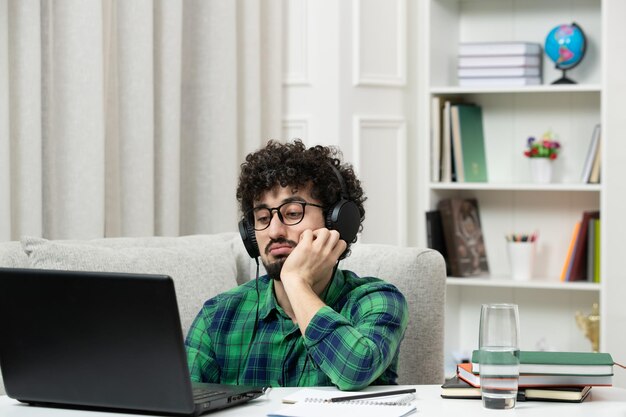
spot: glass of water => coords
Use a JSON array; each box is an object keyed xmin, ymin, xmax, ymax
[{"xmin": 479, "ymin": 303, "xmax": 520, "ymax": 410}]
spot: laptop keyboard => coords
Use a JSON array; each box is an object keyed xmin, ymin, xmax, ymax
[{"xmin": 192, "ymin": 388, "xmax": 228, "ymax": 401}]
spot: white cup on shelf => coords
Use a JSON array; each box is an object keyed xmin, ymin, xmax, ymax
[{"xmin": 507, "ymin": 241, "xmax": 535, "ymax": 281}]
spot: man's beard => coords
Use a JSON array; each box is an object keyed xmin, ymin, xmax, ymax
[
  {"xmin": 263, "ymin": 237, "xmax": 297, "ymax": 281},
  {"xmin": 263, "ymin": 257, "xmax": 286, "ymax": 281}
]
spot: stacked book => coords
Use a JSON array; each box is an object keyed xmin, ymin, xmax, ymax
[
  {"xmin": 442, "ymin": 376, "xmax": 593, "ymax": 403},
  {"xmin": 458, "ymin": 42, "xmax": 543, "ymax": 87},
  {"xmin": 442, "ymin": 350, "xmax": 613, "ymax": 403}
]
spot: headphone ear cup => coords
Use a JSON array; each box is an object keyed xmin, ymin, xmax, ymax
[
  {"xmin": 238, "ymin": 219, "xmax": 260, "ymax": 259},
  {"xmin": 326, "ymin": 199, "xmax": 361, "ymax": 244}
]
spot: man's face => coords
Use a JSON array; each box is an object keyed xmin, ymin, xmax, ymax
[{"xmin": 253, "ymin": 184, "xmax": 325, "ymax": 280}]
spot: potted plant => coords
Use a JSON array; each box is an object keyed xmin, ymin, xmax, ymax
[{"xmin": 524, "ymin": 131, "xmax": 561, "ymax": 183}]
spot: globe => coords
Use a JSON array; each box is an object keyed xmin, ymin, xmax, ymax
[{"xmin": 544, "ymin": 23, "xmax": 587, "ymax": 84}]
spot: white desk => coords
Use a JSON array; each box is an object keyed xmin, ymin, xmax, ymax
[{"xmin": 2, "ymin": 385, "xmax": 626, "ymax": 417}]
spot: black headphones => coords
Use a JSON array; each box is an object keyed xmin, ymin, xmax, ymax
[{"xmin": 238, "ymin": 163, "xmax": 361, "ymax": 259}]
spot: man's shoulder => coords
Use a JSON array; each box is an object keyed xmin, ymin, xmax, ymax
[
  {"xmin": 341, "ymin": 269, "xmax": 394, "ymax": 289},
  {"xmin": 340, "ymin": 269, "xmax": 405, "ymax": 300},
  {"xmin": 337, "ymin": 270, "xmax": 408, "ymax": 320},
  {"xmin": 203, "ymin": 278, "xmax": 264, "ymax": 310}
]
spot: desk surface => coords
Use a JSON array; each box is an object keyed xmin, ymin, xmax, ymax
[{"xmin": 2, "ymin": 385, "xmax": 626, "ymax": 417}]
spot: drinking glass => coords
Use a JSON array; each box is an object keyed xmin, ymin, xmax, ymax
[{"xmin": 478, "ymin": 303, "xmax": 520, "ymax": 410}]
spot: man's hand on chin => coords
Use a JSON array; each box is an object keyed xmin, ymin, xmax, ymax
[
  {"xmin": 279, "ymin": 228, "xmax": 347, "ymax": 291},
  {"xmin": 277, "ymin": 228, "xmax": 347, "ymax": 334}
]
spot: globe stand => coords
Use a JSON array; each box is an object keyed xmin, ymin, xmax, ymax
[{"xmin": 551, "ymin": 69, "xmax": 576, "ymax": 84}]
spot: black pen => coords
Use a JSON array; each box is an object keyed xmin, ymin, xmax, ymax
[{"xmin": 328, "ymin": 388, "xmax": 416, "ymax": 403}]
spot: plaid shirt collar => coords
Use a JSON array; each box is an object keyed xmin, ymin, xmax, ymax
[{"xmin": 257, "ymin": 268, "xmax": 346, "ymax": 321}]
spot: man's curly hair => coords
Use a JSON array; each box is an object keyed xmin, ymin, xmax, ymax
[{"xmin": 236, "ymin": 140, "xmax": 366, "ymax": 249}]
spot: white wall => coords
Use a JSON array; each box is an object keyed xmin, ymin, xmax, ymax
[{"xmin": 282, "ymin": 0, "xmax": 416, "ymax": 246}]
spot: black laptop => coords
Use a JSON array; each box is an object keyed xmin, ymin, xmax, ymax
[{"xmin": 0, "ymin": 267, "xmax": 266, "ymax": 416}]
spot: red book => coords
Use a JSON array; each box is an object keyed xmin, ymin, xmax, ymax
[
  {"xmin": 456, "ymin": 362, "xmax": 612, "ymax": 388},
  {"xmin": 569, "ymin": 211, "xmax": 600, "ymax": 281}
]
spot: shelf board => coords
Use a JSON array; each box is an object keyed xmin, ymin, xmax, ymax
[
  {"xmin": 429, "ymin": 182, "xmax": 601, "ymax": 192},
  {"xmin": 430, "ymin": 84, "xmax": 602, "ymax": 95},
  {"xmin": 447, "ymin": 276, "xmax": 600, "ymax": 291}
]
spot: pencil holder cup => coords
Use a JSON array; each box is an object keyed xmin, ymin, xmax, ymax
[{"xmin": 507, "ymin": 242, "xmax": 535, "ymax": 281}]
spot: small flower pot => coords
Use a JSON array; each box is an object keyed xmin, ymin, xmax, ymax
[{"xmin": 529, "ymin": 158, "xmax": 553, "ymax": 183}]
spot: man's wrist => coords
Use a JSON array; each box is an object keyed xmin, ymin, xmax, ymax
[{"xmin": 280, "ymin": 273, "xmax": 314, "ymax": 294}]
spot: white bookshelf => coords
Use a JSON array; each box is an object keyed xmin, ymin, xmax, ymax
[
  {"xmin": 430, "ymin": 183, "xmax": 602, "ymax": 192},
  {"xmin": 431, "ymin": 84, "xmax": 602, "ymax": 95},
  {"xmin": 416, "ymin": 0, "xmax": 614, "ymax": 378},
  {"xmin": 446, "ymin": 277, "xmax": 601, "ymax": 292}
]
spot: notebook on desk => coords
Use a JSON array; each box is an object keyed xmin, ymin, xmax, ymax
[
  {"xmin": 0, "ymin": 267, "xmax": 266, "ymax": 416},
  {"xmin": 270, "ymin": 388, "xmax": 417, "ymax": 417}
]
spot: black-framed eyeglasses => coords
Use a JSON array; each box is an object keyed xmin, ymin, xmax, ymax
[{"xmin": 246, "ymin": 201, "xmax": 324, "ymax": 231}]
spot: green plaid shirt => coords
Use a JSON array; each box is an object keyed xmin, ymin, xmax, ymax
[{"xmin": 185, "ymin": 269, "xmax": 408, "ymax": 390}]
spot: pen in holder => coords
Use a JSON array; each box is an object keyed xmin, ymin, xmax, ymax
[{"xmin": 506, "ymin": 233, "xmax": 537, "ymax": 281}]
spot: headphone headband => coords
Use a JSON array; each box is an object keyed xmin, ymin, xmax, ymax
[{"xmin": 328, "ymin": 163, "xmax": 350, "ymax": 200}]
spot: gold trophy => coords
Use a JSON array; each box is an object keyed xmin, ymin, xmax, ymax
[{"xmin": 575, "ymin": 303, "xmax": 600, "ymax": 352}]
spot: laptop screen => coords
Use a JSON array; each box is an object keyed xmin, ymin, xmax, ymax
[{"xmin": 0, "ymin": 268, "xmax": 229, "ymax": 415}]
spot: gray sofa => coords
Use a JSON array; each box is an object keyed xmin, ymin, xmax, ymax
[{"xmin": 0, "ymin": 233, "xmax": 446, "ymax": 395}]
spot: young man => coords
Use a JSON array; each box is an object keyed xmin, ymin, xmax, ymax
[{"xmin": 185, "ymin": 140, "xmax": 408, "ymax": 390}]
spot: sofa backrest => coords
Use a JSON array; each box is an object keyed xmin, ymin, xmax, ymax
[
  {"xmin": 0, "ymin": 234, "xmax": 446, "ymax": 394},
  {"xmin": 341, "ymin": 243, "xmax": 446, "ymax": 385},
  {"xmin": 0, "ymin": 241, "xmax": 29, "ymax": 268}
]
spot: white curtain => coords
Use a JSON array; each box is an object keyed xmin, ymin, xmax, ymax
[{"xmin": 0, "ymin": 0, "xmax": 283, "ymax": 241}]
